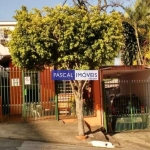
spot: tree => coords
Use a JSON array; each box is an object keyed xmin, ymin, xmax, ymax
[
  {"xmin": 124, "ymin": 0, "xmax": 150, "ymax": 65},
  {"xmin": 64, "ymin": 0, "xmax": 132, "ymax": 12},
  {"xmin": 9, "ymin": 5, "xmax": 123, "ymax": 136},
  {"xmin": 122, "ymin": 21, "xmax": 138, "ymax": 65}
]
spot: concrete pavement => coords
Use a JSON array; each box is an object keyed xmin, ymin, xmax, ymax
[
  {"xmin": 0, "ymin": 138, "xmax": 110, "ymax": 150},
  {"xmin": 0, "ymin": 138, "xmax": 23, "ymax": 150},
  {"xmin": 0, "ymin": 120, "xmax": 111, "ymax": 146},
  {"xmin": 17, "ymin": 141, "xmax": 104, "ymax": 150},
  {"xmin": 112, "ymin": 130, "xmax": 150, "ymax": 150},
  {"xmin": 0, "ymin": 120, "xmax": 150, "ymax": 149}
]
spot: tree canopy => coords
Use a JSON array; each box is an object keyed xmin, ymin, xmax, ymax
[
  {"xmin": 123, "ymin": 0, "xmax": 150, "ymax": 65},
  {"xmin": 122, "ymin": 21, "xmax": 137, "ymax": 65},
  {"xmin": 9, "ymin": 5, "xmax": 124, "ymax": 70}
]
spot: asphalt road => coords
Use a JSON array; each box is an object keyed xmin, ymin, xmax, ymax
[
  {"xmin": 0, "ymin": 138, "xmax": 23, "ymax": 150},
  {"xmin": 0, "ymin": 138, "xmax": 112, "ymax": 150},
  {"xmin": 0, "ymin": 137, "xmax": 150, "ymax": 150}
]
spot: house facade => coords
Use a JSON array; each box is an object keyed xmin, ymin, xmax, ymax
[
  {"xmin": 0, "ymin": 21, "xmax": 102, "ymax": 127},
  {"xmin": 1, "ymin": 21, "xmax": 150, "ymax": 132}
]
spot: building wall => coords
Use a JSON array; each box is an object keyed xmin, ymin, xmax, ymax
[
  {"xmin": 9, "ymin": 62, "xmax": 22, "ymax": 114},
  {"xmin": 0, "ymin": 22, "xmax": 16, "ymax": 30},
  {"xmin": 40, "ymin": 67, "xmax": 55, "ymax": 110},
  {"xmin": 87, "ymin": 79, "xmax": 102, "ymax": 126},
  {"xmin": 121, "ymin": 70, "xmax": 150, "ymax": 80},
  {"xmin": 0, "ymin": 22, "xmax": 17, "ymax": 45}
]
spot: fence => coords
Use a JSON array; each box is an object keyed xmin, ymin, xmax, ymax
[
  {"xmin": 0, "ymin": 67, "xmax": 57, "ymax": 122},
  {"xmin": 56, "ymin": 80, "xmax": 95, "ymax": 120},
  {"xmin": 0, "ymin": 67, "xmax": 93, "ymax": 122},
  {"xmin": 103, "ymin": 79, "xmax": 150, "ymax": 132}
]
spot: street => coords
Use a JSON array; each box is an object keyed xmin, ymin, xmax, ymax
[
  {"xmin": 0, "ymin": 138, "xmax": 107, "ymax": 150},
  {"xmin": 0, "ymin": 138, "xmax": 23, "ymax": 150},
  {"xmin": 1, "ymin": 134, "xmax": 150, "ymax": 150}
]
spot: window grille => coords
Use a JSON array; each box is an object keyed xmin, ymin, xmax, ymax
[{"xmin": 57, "ymin": 81, "xmax": 72, "ymax": 94}]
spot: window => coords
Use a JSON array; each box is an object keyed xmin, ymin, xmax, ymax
[{"xmin": 57, "ymin": 81, "xmax": 72, "ymax": 93}]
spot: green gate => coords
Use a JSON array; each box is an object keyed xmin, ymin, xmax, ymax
[
  {"xmin": 103, "ymin": 79, "xmax": 150, "ymax": 132},
  {"xmin": 22, "ymin": 69, "xmax": 58, "ymax": 122},
  {"xmin": 0, "ymin": 68, "xmax": 58, "ymax": 122}
]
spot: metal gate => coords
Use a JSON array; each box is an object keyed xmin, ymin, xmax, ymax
[
  {"xmin": 55, "ymin": 80, "xmax": 94, "ymax": 120},
  {"xmin": 0, "ymin": 67, "xmax": 93, "ymax": 123},
  {"xmin": 103, "ymin": 79, "xmax": 150, "ymax": 132},
  {"xmin": 0, "ymin": 68, "xmax": 57, "ymax": 122}
]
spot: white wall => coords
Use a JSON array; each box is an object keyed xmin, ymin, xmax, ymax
[
  {"xmin": 0, "ymin": 22, "xmax": 16, "ymax": 41},
  {"xmin": 0, "ymin": 22, "xmax": 16, "ymax": 31}
]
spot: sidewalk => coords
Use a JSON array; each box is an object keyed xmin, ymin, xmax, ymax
[
  {"xmin": 0, "ymin": 120, "xmax": 112, "ymax": 146},
  {"xmin": 0, "ymin": 120, "xmax": 150, "ymax": 149},
  {"xmin": 112, "ymin": 130, "xmax": 150, "ymax": 150}
]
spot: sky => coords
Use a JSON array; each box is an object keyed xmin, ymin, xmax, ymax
[{"xmin": 0, "ymin": 0, "xmax": 134, "ymax": 21}]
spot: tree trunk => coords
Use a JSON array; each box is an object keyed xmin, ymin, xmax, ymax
[
  {"xmin": 69, "ymin": 80, "xmax": 87, "ymax": 136},
  {"xmin": 134, "ymin": 23, "xmax": 143, "ymax": 65},
  {"xmin": 75, "ymin": 93, "xmax": 85, "ymax": 136}
]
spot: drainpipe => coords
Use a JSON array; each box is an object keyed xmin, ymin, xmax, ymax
[{"xmin": 99, "ymin": 67, "xmax": 112, "ymax": 128}]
